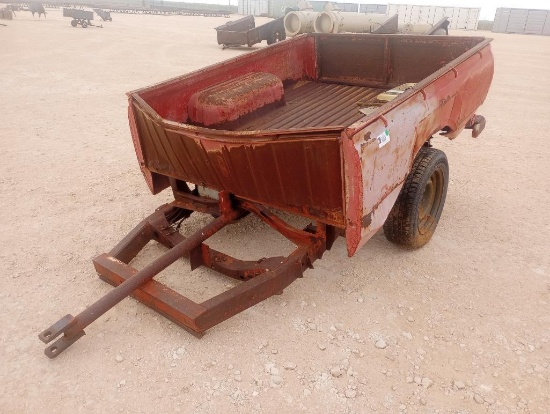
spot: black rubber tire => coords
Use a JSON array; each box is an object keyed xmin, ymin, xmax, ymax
[
  {"xmin": 71, "ymin": 19, "xmax": 77, "ymax": 27},
  {"xmin": 82, "ymin": 21, "xmax": 88, "ymax": 28},
  {"xmin": 383, "ymin": 146, "xmax": 449, "ymax": 249}
]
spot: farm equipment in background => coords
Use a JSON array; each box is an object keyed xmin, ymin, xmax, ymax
[
  {"xmin": 63, "ymin": 8, "xmax": 94, "ymax": 28},
  {"xmin": 215, "ymin": 15, "xmax": 286, "ymax": 49},
  {"xmin": 0, "ymin": 2, "xmax": 46, "ymax": 20},
  {"xmin": 0, "ymin": 6, "xmax": 13, "ymax": 20}
]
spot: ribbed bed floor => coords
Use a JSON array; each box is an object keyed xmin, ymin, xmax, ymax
[{"xmin": 235, "ymin": 81, "xmax": 385, "ymax": 131}]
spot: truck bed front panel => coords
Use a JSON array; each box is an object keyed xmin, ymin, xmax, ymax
[{"xmin": 132, "ymin": 99, "xmax": 346, "ymax": 226}]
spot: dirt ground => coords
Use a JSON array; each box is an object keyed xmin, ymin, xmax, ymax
[{"xmin": 1, "ymin": 9, "xmax": 549, "ymax": 414}]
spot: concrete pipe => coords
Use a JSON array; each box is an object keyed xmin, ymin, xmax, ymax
[
  {"xmin": 314, "ymin": 12, "xmax": 396, "ymax": 34},
  {"xmin": 284, "ymin": 10, "xmax": 319, "ymax": 37}
]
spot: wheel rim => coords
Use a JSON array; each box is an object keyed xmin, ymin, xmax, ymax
[{"xmin": 418, "ymin": 166, "xmax": 444, "ymax": 235}]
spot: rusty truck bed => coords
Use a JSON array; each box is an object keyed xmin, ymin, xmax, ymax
[{"xmin": 128, "ymin": 33, "xmax": 494, "ymax": 256}]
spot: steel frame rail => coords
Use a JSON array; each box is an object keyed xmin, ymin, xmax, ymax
[{"xmin": 39, "ymin": 186, "xmax": 338, "ymax": 358}]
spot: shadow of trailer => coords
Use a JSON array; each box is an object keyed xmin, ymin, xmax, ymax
[{"xmin": 215, "ymin": 15, "xmax": 286, "ymax": 49}]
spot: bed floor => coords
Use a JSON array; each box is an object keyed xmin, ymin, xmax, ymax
[{"xmin": 234, "ymin": 80, "xmax": 385, "ymax": 131}]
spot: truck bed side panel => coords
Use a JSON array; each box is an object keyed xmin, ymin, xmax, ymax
[{"xmin": 344, "ymin": 43, "xmax": 494, "ymax": 256}]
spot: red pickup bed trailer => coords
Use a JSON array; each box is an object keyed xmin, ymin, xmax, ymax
[{"xmin": 40, "ymin": 34, "xmax": 493, "ymax": 358}]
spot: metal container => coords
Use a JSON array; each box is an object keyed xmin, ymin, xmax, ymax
[
  {"xmin": 493, "ymin": 8, "xmax": 550, "ymax": 35},
  {"xmin": 387, "ymin": 4, "xmax": 480, "ymax": 30},
  {"xmin": 359, "ymin": 4, "xmax": 388, "ymax": 14},
  {"xmin": 215, "ymin": 15, "xmax": 286, "ymax": 48},
  {"xmin": 238, "ymin": 0, "xmax": 268, "ymax": 16}
]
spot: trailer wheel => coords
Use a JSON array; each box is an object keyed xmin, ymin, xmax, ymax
[
  {"xmin": 71, "ymin": 19, "xmax": 77, "ymax": 27},
  {"xmin": 383, "ymin": 146, "xmax": 449, "ymax": 249},
  {"xmin": 82, "ymin": 21, "xmax": 88, "ymax": 28}
]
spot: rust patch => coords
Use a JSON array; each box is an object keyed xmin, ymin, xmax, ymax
[{"xmin": 361, "ymin": 213, "xmax": 372, "ymax": 228}]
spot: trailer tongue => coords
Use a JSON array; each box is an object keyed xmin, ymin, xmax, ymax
[{"xmin": 40, "ymin": 191, "xmax": 338, "ymax": 358}]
